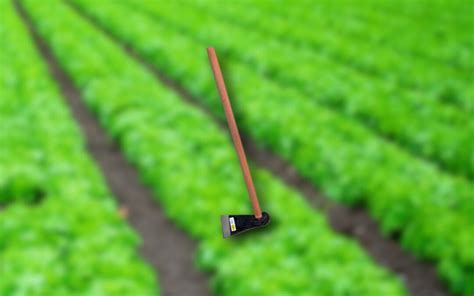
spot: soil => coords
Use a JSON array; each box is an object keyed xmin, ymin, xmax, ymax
[
  {"xmin": 16, "ymin": 2, "xmax": 211, "ymax": 296},
  {"xmin": 19, "ymin": 1, "xmax": 452, "ymax": 295}
]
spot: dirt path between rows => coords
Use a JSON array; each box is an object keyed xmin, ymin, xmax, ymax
[
  {"xmin": 61, "ymin": 4, "xmax": 451, "ymax": 296},
  {"xmin": 16, "ymin": 2, "xmax": 211, "ymax": 296}
]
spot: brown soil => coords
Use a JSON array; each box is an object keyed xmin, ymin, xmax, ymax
[{"xmin": 16, "ymin": 2, "xmax": 211, "ymax": 295}]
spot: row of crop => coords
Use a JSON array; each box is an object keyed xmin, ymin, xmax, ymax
[
  {"xmin": 69, "ymin": 0, "xmax": 474, "ymax": 294},
  {"xmin": 0, "ymin": 1, "xmax": 157, "ymax": 294},
  {"xmin": 188, "ymin": 0, "xmax": 474, "ymax": 112},
  {"xmin": 343, "ymin": 0, "xmax": 474, "ymax": 43},
  {"xmin": 257, "ymin": 0, "xmax": 474, "ymax": 72},
  {"xmin": 21, "ymin": 0, "xmax": 410, "ymax": 294},
  {"xmin": 363, "ymin": 0, "xmax": 473, "ymax": 25},
  {"xmin": 334, "ymin": 0, "xmax": 472, "ymax": 46},
  {"xmin": 123, "ymin": 0, "xmax": 474, "ymax": 179}
]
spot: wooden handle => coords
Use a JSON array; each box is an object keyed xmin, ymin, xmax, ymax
[{"xmin": 207, "ymin": 47, "xmax": 262, "ymax": 219}]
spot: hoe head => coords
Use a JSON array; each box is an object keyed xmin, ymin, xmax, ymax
[{"xmin": 221, "ymin": 212, "xmax": 271, "ymax": 238}]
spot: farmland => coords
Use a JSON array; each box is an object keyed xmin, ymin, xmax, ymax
[{"xmin": 2, "ymin": 0, "xmax": 473, "ymax": 295}]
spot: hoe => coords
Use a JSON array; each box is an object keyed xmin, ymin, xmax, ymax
[{"xmin": 207, "ymin": 47, "xmax": 271, "ymax": 238}]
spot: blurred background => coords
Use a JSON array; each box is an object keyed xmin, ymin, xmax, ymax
[{"xmin": 1, "ymin": 0, "xmax": 473, "ymax": 295}]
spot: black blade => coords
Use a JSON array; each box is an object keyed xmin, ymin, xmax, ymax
[{"xmin": 220, "ymin": 212, "xmax": 270, "ymax": 238}]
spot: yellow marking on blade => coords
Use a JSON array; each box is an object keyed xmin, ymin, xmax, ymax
[{"xmin": 229, "ymin": 217, "xmax": 236, "ymax": 232}]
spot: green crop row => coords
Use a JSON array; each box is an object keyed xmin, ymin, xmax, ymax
[
  {"xmin": 0, "ymin": 1, "xmax": 157, "ymax": 295},
  {"xmin": 188, "ymin": 0, "xmax": 474, "ymax": 111},
  {"xmin": 21, "ymin": 0, "xmax": 409, "ymax": 294},
  {"xmin": 69, "ymin": 0, "xmax": 474, "ymax": 294},
  {"xmin": 335, "ymin": 0, "xmax": 474, "ymax": 49},
  {"xmin": 262, "ymin": 0, "xmax": 474, "ymax": 72},
  {"xmin": 124, "ymin": 0, "xmax": 474, "ymax": 179},
  {"xmin": 317, "ymin": 0, "xmax": 473, "ymax": 32},
  {"xmin": 352, "ymin": 0, "xmax": 474, "ymax": 28}
]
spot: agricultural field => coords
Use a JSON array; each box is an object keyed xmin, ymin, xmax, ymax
[{"xmin": 1, "ymin": 0, "xmax": 473, "ymax": 295}]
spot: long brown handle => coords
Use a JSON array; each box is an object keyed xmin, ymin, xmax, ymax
[{"xmin": 207, "ymin": 47, "xmax": 262, "ymax": 219}]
